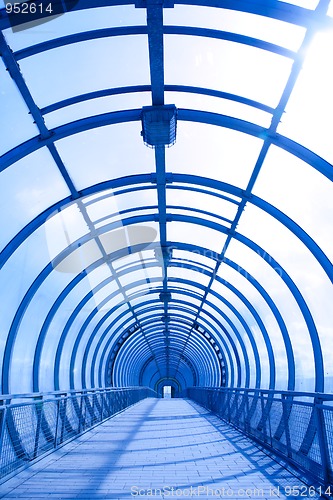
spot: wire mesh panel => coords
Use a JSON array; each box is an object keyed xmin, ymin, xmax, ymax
[
  {"xmin": 101, "ymin": 392, "xmax": 110, "ymax": 419},
  {"xmin": 38, "ymin": 400, "xmax": 58, "ymax": 453},
  {"xmin": 0, "ymin": 427, "xmax": 20, "ymax": 477},
  {"xmin": 0, "ymin": 408, "xmax": 23, "ymax": 478},
  {"xmin": 229, "ymin": 391, "xmax": 239, "ymax": 423},
  {"xmin": 269, "ymin": 398, "xmax": 284, "ymax": 437},
  {"xmin": 217, "ymin": 390, "xmax": 228, "ymax": 419},
  {"xmin": 248, "ymin": 394, "xmax": 262, "ymax": 430},
  {"xmin": 82, "ymin": 394, "xmax": 95, "ymax": 430},
  {"xmin": 0, "ymin": 387, "xmax": 157, "ymax": 481},
  {"xmin": 288, "ymin": 402, "xmax": 313, "ymax": 452},
  {"xmin": 60, "ymin": 397, "xmax": 80, "ymax": 443},
  {"xmin": 236, "ymin": 392, "xmax": 247, "ymax": 427},
  {"xmin": 10, "ymin": 405, "xmax": 38, "ymax": 459},
  {"xmin": 323, "ymin": 407, "xmax": 333, "ymax": 484},
  {"xmin": 307, "ymin": 430, "xmax": 322, "ymax": 466}
]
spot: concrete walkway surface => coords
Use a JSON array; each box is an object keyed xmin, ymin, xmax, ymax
[{"xmin": 0, "ymin": 399, "xmax": 321, "ymax": 500}]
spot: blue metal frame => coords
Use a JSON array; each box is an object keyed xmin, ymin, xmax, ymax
[
  {"xmin": 0, "ymin": 179, "xmax": 326, "ymax": 394},
  {"xmin": 1, "ymin": 0, "xmax": 331, "ymax": 31},
  {"xmin": 68, "ymin": 267, "xmax": 249, "ymax": 390},
  {"xmin": 110, "ymin": 310, "xmax": 221, "ymax": 384},
  {"xmin": 11, "ymin": 26, "xmax": 295, "ymax": 61},
  {"xmin": 38, "ymin": 85, "xmax": 274, "ymax": 117},
  {"xmin": 99, "ymin": 292, "xmax": 236, "ymax": 387},
  {"xmin": 78, "ymin": 283, "xmax": 230, "ymax": 387},
  {"xmin": 92, "ymin": 282, "xmax": 233, "ymax": 379},
  {"xmin": 63, "ymin": 266, "xmax": 246, "ymax": 388},
  {"xmin": 2, "ymin": 110, "xmax": 333, "ymax": 182},
  {"xmin": 0, "ymin": 0, "xmax": 332, "ymax": 404},
  {"xmin": 2, "ymin": 175, "xmax": 331, "ymax": 283},
  {"xmin": 1, "ymin": 220, "xmax": 324, "ymax": 392}
]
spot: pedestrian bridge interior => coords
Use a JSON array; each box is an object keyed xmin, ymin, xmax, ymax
[{"xmin": 0, "ymin": 0, "xmax": 333, "ymax": 496}]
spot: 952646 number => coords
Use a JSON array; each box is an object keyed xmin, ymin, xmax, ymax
[{"xmin": 5, "ymin": 2, "xmax": 53, "ymax": 15}]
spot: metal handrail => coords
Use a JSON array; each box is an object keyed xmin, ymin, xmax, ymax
[
  {"xmin": 0, "ymin": 386, "xmax": 149, "ymax": 402},
  {"xmin": 186, "ymin": 386, "xmax": 333, "ymax": 399}
]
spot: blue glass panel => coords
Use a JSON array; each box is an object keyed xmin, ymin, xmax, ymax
[
  {"xmin": 19, "ymin": 35, "xmax": 150, "ymax": 107},
  {"xmin": 166, "ymin": 123, "xmax": 263, "ymax": 189},
  {"xmin": 165, "ymin": 35, "xmax": 293, "ymax": 107},
  {"xmin": 10, "ymin": 272, "xmax": 74, "ymax": 394},
  {"xmin": 167, "ymin": 188, "xmax": 238, "ymax": 223},
  {"xmin": 253, "ymin": 146, "xmax": 333, "ymax": 262},
  {"xmin": 44, "ymin": 92, "xmax": 152, "ymax": 129},
  {"xmin": 55, "ymin": 123, "xmax": 155, "ymax": 190},
  {"xmin": 281, "ymin": 0, "xmax": 319, "ymax": 9},
  {"xmin": 236, "ymin": 206, "xmax": 329, "ymax": 392},
  {"xmin": 0, "ymin": 148, "xmax": 70, "ymax": 251},
  {"xmin": 168, "ymin": 221, "xmax": 227, "ymax": 254},
  {"xmin": 279, "ymin": 30, "xmax": 333, "ymax": 165},
  {"xmin": 0, "ymin": 225, "xmax": 63, "ymax": 392},
  {"xmin": 165, "ymin": 90, "xmax": 272, "ymax": 127},
  {"xmin": 3, "ymin": 6, "xmax": 147, "ymax": 51},
  {"xmin": 164, "ymin": 6, "xmax": 305, "ymax": 50},
  {"xmin": 38, "ymin": 278, "xmax": 95, "ymax": 392}
]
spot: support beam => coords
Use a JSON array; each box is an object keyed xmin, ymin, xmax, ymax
[
  {"xmin": 146, "ymin": 0, "xmax": 165, "ymax": 106},
  {"xmin": 0, "ymin": 33, "xmax": 79, "ymax": 198}
]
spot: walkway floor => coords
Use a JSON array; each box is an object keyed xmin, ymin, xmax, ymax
[{"xmin": 0, "ymin": 399, "xmax": 320, "ymax": 499}]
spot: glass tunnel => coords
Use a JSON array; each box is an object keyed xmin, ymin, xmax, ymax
[{"xmin": 0, "ymin": 0, "xmax": 333, "ymax": 400}]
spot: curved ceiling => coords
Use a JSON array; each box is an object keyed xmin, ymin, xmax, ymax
[{"xmin": 0, "ymin": 0, "xmax": 332, "ymax": 396}]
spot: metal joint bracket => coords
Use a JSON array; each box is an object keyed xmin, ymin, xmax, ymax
[
  {"xmin": 141, "ymin": 105, "xmax": 177, "ymax": 148},
  {"xmin": 165, "ymin": 173, "xmax": 173, "ymax": 184}
]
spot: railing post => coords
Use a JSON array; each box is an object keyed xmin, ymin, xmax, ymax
[
  {"xmin": 227, "ymin": 390, "xmax": 232, "ymax": 423},
  {"xmin": 282, "ymin": 394, "xmax": 292, "ymax": 458},
  {"xmin": 100, "ymin": 391, "xmax": 104, "ymax": 421},
  {"xmin": 106, "ymin": 390, "xmax": 111, "ymax": 417},
  {"xmin": 267, "ymin": 395, "xmax": 273, "ymax": 447},
  {"xmin": 233, "ymin": 389, "xmax": 238, "ymax": 425},
  {"xmin": 54, "ymin": 398, "xmax": 60, "ymax": 448},
  {"xmin": 60, "ymin": 397, "xmax": 67, "ymax": 444},
  {"xmin": 314, "ymin": 398, "xmax": 330, "ymax": 485},
  {"xmin": 92, "ymin": 393, "xmax": 95, "ymax": 423},
  {"xmin": 33, "ymin": 398, "xmax": 43, "ymax": 459},
  {"xmin": 260, "ymin": 392, "xmax": 269, "ymax": 444},
  {"xmin": 244, "ymin": 391, "xmax": 250, "ymax": 434},
  {"xmin": 78, "ymin": 395, "xmax": 84, "ymax": 433},
  {"xmin": 83, "ymin": 394, "xmax": 88, "ymax": 431},
  {"xmin": 0, "ymin": 407, "xmax": 7, "ymax": 458}
]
